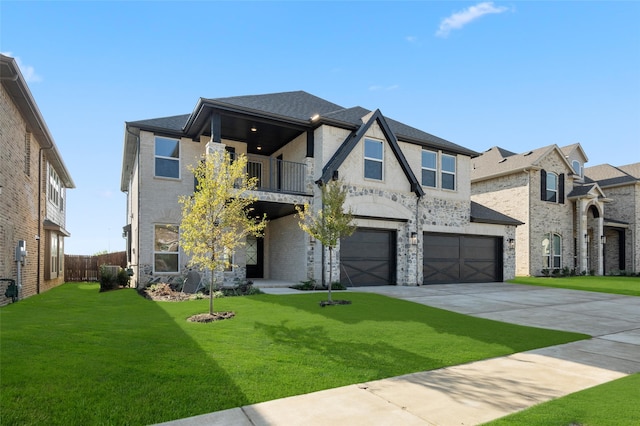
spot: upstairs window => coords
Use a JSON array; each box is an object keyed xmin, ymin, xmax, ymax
[
  {"xmin": 540, "ymin": 169, "xmax": 565, "ymax": 204},
  {"xmin": 421, "ymin": 150, "xmax": 437, "ymax": 187},
  {"xmin": 364, "ymin": 138, "xmax": 383, "ymax": 180},
  {"xmin": 572, "ymin": 160, "xmax": 582, "ymax": 178},
  {"xmin": 49, "ymin": 167, "xmax": 60, "ymax": 207},
  {"xmin": 441, "ymin": 154, "xmax": 456, "ymax": 190},
  {"xmin": 155, "ymin": 137, "xmax": 180, "ymax": 178}
]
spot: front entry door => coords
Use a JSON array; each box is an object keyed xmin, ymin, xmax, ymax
[{"xmin": 246, "ymin": 235, "xmax": 264, "ymax": 278}]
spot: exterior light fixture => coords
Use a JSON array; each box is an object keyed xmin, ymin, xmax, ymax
[
  {"xmin": 256, "ymin": 145, "xmax": 262, "ymax": 151},
  {"xmin": 410, "ymin": 232, "xmax": 418, "ymax": 245},
  {"xmin": 310, "ymin": 114, "xmax": 320, "ymax": 121},
  {"xmin": 601, "ymin": 235, "xmax": 607, "ymax": 244},
  {"xmin": 585, "ymin": 234, "xmax": 590, "ymax": 243},
  {"xmin": 508, "ymin": 238, "xmax": 515, "ymax": 249},
  {"xmin": 250, "ymin": 126, "xmax": 257, "ymax": 132}
]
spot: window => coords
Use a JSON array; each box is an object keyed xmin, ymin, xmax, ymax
[
  {"xmin": 421, "ymin": 150, "xmax": 437, "ymax": 187},
  {"xmin": 364, "ymin": 138, "xmax": 383, "ymax": 180},
  {"xmin": 51, "ymin": 234, "xmax": 59, "ymax": 277},
  {"xmin": 542, "ymin": 233, "xmax": 562, "ymax": 269},
  {"xmin": 154, "ymin": 225, "xmax": 179, "ymax": 273},
  {"xmin": 572, "ymin": 160, "xmax": 582, "ymax": 178},
  {"xmin": 49, "ymin": 167, "xmax": 60, "ymax": 207},
  {"xmin": 441, "ymin": 154, "xmax": 456, "ymax": 190},
  {"xmin": 155, "ymin": 137, "xmax": 180, "ymax": 178},
  {"xmin": 546, "ymin": 172, "xmax": 558, "ymax": 202},
  {"xmin": 541, "ymin": 169, "xmax": 565, "ymax": 203}
]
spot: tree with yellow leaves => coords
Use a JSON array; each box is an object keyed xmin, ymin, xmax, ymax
[
  {"xmin": 297, "ymin": 179, "xmax": 355, "ymax": 302},
  {"xmin": 179, "ymin": 149, "xmax": 267, "ymax": 316}
]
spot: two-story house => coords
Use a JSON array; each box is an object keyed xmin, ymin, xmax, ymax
[
  {"xmin": 1, "ymin": 54, "xmax": 75, "ymax": 304},
  {"xmin": 584, "ymin": 163, "xmax": 640, "ymax": 274},
  {"xmin": 121, "ymin": 91, "xmax": 520, "ymax": 289},
  {"xmin": 470, "ymin": 143, "xmax": 636, "ymax": 277}
]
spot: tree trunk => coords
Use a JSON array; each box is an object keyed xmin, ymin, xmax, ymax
[
  {"xmin": 328, "ymin": 246, "xmax": 333, "ymax": 302},
  {"xmin": 209, "ymin": 263, "xmax": 215, "ymax": 315}
]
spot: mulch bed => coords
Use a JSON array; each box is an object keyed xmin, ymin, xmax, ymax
[
  {"xmin": 319, "ymin": 300, "xmax": 352, "ymax": 307},
  {"xmin": 187, "ymin": 312, "xmax": 236, "ymax": 323}
]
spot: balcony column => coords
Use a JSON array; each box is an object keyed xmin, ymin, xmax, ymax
[{"xmin": 206, "ymin": 112, "xmax": 225, "ymax": 156}]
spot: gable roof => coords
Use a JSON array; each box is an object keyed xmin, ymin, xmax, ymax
[
  {"xmin": 471, "ymin": 144, "xmax": 575, "ymax": 182},
  {"xmin": 560, "ymin": 143, "xmax": 589, "ymax": 162},
  {"xmin": 319, "ymin": 109, "xmax": 424, "ymax": 196},
  {"xmin": 584, "ymin": 163, "xmax": 640, "ymax": 188},
  {"xmin": 470, "ymin": 201, "xmax": 524, "ymax": 226}
]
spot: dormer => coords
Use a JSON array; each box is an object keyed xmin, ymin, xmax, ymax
[{"xmin": 560, "ymin": 143, "xmax": 588, "ymax": 182}]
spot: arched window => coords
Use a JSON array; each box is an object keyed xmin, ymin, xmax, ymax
[
  {"xmin": 572, "ymin": 160, "xmax": 582, "ymax": 178},
  {"xmin": 542, "ymin": 233, "xmax": 562, "ymax": 269}
]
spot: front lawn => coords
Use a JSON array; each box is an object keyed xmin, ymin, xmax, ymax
[
  {"xmin": 1, "ymin": 283, "xmax": 587, "ymax": 425},
  {"xmin": 509, "ymin": 276, "xmax": 640, "ymax": 296},
  {"xmin": 485, "ymin": 373, "xmax": 640, "ymax": 425}
]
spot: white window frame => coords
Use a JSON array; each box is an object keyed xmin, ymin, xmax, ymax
[
  {"xmin": 546, "ymin": 172, "xmax": 558, "ymax": 203},
  {"xmin": 49, "ymin": 167, "xmax": 60, "ymax": 207},
  {"xmin": 421, "ymin": 149, "xmax": 437, "ymax": 188},
  {"xmin": 364, "ymin": 138, "xmax": 384, "ymax": 181},
  {"xmin": 154, "ymin": 137, "xmax": 180, "ymax": 179},
  {"xmin": 441, "ymin": 153, "xmax": 456, "ymax": 191},
  {"xmin": 572, "ymin": 160, "xmax": 582, "ymax": 178},
  {"xmin": 154, "ymin": 224, "xmax": 180, "ymax": 273}
]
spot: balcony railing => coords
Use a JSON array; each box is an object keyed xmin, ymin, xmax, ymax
[{"xmin": 246, "ymin": 154, "xmax": 308, "ymax": 194}]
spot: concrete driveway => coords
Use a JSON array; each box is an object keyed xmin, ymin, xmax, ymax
[
  {"xmin": 158, "ymin": 282, "xmax": 640, "ymax": 426},
  {"xmin": 353, "ymin": 282, "xmax": 640, "ymax": 374}
]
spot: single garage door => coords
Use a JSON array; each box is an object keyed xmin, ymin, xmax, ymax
[
  {"xmin": 340, "ymin": 229, "xmax": 395, "ymax": 286},
  {"xmin": 423, "ymin": 233, "xmax": 502, "ymax": 284}
]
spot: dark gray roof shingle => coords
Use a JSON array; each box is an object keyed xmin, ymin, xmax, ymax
[{"xmin": 470, "ymin": 201, "xmax": 524, "ymax": 225}]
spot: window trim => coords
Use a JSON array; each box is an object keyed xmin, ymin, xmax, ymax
[
  {"xmin": 153, "ymin": 224, "xmax": 180, "ymax": 274},
  {"xmin": 572, "ymin": 160, "xmax": 582, "ymax": 178},
  {"xmin": 363, "ymin": 138, "xmax": 384, "ymax": 181},
  {"xmin": 154, "ymin": 136, "xmax": 181, "ymax": 179},
  {"xmin": 421, "ymin": 149, "xmax": 437, "ymax": 188},
  {"xmin": 441, "ymin": 153, "xmax": 456, "ymax": 191}
]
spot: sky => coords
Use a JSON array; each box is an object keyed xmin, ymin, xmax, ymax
[{"xmin": 2, "ymin": 1, "xmax": 639, "ymax": 255}]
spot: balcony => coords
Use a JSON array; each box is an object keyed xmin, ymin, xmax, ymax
[{"xmin": 246, "ymin": 154, "xmax": 309, "ymax": 195}]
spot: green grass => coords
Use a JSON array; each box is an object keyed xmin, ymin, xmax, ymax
[
  {"xmin": 485, "ymin": 373, "xmax": 640, "ymax": 425},
  {"xmin": 1, "ymin": 283, "xmax": 587, "ymax": 425},
  {"xmin": 509, "ymin": 276, "xmax": 640, "ymax": 296}
]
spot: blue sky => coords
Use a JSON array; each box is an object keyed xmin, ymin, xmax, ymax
[{"xmin": 2, "ymin": 1, "xmax": 639, "ymax": 255}]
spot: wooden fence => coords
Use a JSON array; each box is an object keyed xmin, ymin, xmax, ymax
[{"xmin": 65, "ymin": 251, "xmax": 127, "ymax": 282}]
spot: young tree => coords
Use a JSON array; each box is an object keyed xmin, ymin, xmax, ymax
[
  {"xmin": 297, "ymin": 179, "xmax": 356, "ymax": 302},
  {"xmin": 179, "ymin": 149, "xmax": 267, "ymax": 315}
]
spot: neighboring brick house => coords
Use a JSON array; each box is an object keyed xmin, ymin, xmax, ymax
[
  {"xmin": 121, "ymin": 91, "xmax": 520, "ymax": 289},
  {"xmin": 470, "ymin": 143, "xmax": 637, "ymax": 276},
  {"xmin": 0, "ymin": 54, "xmax": 75, "ymax": 304},
  {"xmin": 584, "ymin": 163, "xmax": 640, "ymax": 274}
]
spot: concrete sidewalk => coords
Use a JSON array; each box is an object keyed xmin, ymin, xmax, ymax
[{"xmin": 156, "ymin": 283, "xmax": 640, "ymax": 426}]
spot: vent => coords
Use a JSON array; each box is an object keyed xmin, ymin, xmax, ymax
[
  {"xmin": 523, "ymin": 151, "xmax": 533, "ymax": 156},
  {"xmin": 499, "ymin": 158, "xmax": 507, "ymax": 163}
]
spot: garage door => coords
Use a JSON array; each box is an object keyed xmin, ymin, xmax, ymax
[
  {"xmin": 340, "ymin": 229, "xmax": 395, "ymax": 286},
  {"xmin": 423, "ymin": 233, "xmax": 502, "ymax": 284}
]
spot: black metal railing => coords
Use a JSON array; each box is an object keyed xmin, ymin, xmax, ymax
[{"xmin": 246, "ymin": 154, "xmax": 308, "ymax": 194}]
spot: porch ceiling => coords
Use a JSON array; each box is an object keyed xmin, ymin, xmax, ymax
[{"xmin": 251, "ymin": 200, "xmax": 299, "ymax": 220}]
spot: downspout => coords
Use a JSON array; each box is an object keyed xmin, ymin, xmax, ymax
[
  {"xmin": 37, "ymin": 146, "xmax": 53, "ymax": 294},
  {"xmin": 415, "ymin": 193, "xmax": 421, "ymax": 286}
]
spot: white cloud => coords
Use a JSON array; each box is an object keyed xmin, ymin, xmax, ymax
[
  {"xmin": 1, "ymin": 52, "xmax": 43, "ymax": 82},
  {"xmin": 406, "ymin": 35, "xmax": 419, "ymax": 43},
  {"xmin": 436, "ymin": 2, "xmax": 509, "ymax": 38},
  {"xmin": 369, "ymin": 84, "xmax": 400, "ymax": 92}
]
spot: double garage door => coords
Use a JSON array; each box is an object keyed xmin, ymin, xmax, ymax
[
  {"xmin": 423, "ymin": 233, "xmax": 503, "ymax": 284},
  {"xmin": 340, "ymin": 229, "xmax": 503, "ymax": 286}
]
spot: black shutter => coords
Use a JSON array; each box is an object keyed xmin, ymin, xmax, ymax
[
  {"xmin": 540, "ymin": 169, "xmax": 547, "ymax": 201},
  {"xmin": 559, "ymin": 173, "xmax": 565, "ymax": 204}
]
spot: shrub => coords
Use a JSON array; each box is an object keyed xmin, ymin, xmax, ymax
[
  {"xmin": 541, "ymin": 269, "xmax": 551, "ymax": 277},
  {"xmin": 99, "ymin": 266, "xmax": 118, "ymax": 292},
  {"xmin": 117, "ymin": 269, "xmax": 130, "ymax": 288}
]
